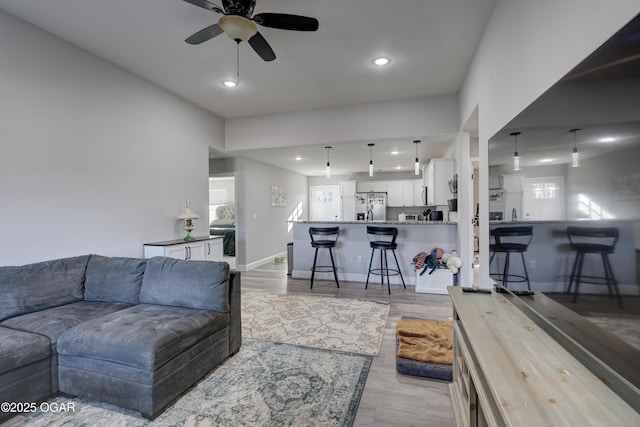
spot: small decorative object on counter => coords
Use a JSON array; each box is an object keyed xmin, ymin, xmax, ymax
[
  {"xmin": 178, "ymin": 200, "xmax": 200, "ymax": 242},
  {"xmin": 472, "ymin": 255, "xmax": 480, "ymax": 289}
]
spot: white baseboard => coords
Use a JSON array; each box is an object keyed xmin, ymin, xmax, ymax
[{"xmin": 237, "ymin": 251, "xmax": 287, "ymax": 272}]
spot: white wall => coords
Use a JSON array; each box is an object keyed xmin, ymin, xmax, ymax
[
  {"xmin": 210, "ymin": 156, "xmax": 308, "ymax": 270},
  {"xmin": 0, "ymin": 11, "xmax": 225, "ymax": 265},
  {"xmin": 459, "ymin": 0, "xmax": 640, "ymax": 287},
  {"xmin": 225, "ymin": 95, "xmax": 459, "ymax": 150}
]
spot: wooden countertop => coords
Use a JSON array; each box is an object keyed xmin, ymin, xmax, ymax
[{"xmin": 448, "ymin": 286, "xmax": 640, "ymax": 426}]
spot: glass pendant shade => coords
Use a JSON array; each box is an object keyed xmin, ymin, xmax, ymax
[
  {"xmin": 369, "ymin": 161, "xmax": 373, "ymax": 177},
  {"xmin": 570, "ymin": 128, "xmax": 580, "ymax": 167},
  {"xmin": 368, "ymin": 143, "xmax": 374, "ymax": 177},
  {"xmin": 413, "ymin": 140, "xmax": 421, "ymax": 175},
  {"xmin": 510, "ymin": 132, "xmax": 521, "ymax": 171},
  {"xmin": 325, "ymin": 146, "xmax": 331, "ymax": 178}
]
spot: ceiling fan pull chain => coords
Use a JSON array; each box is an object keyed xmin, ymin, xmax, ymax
[{"xmin": 236, "ymin": 40, "xmax": 240, "ymax": 85}]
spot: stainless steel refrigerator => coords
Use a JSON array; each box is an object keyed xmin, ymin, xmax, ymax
[{"xmin": 355, "ymin": 192, "xmax": 387, "ymax": 221}]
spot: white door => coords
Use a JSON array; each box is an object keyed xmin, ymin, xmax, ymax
[
  {"xmin": 522, "ymin": 177, "xmax": 564, "ymax": 220},
  {"xmin": 309, "ymin": 185, "xmax": 341, "ymax": 221}
]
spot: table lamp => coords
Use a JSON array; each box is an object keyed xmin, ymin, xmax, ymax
[{"xmin": 178, "ymin": 200, "xmax": 200, "ymax": 242}]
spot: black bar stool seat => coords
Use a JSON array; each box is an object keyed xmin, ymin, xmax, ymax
[
  {"xmin": 567, "ymin": 226, "xmax": 621, "ymax": 307},
  {"xmin": 365, "ymin": 226, "xmax": 406, "ymax": 294},
  {"xmin": 309, "ymin": 227, "xmax": 340, "ymax": 289},
  {"xmin": 489, "ymin": 226, "xmax": 533, "ymax": 289}
]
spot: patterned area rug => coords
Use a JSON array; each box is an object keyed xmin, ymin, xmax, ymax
[
  {"xmin": 242, "ymin": 291, "xmax": 390, "ymax": 356},
  {"xmin": 11, "ymin": 340, "xmax": 371, "ymax": 427}
]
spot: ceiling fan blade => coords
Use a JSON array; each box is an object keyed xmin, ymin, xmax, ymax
[
  {"xmin": 248, "ymin": 32, "xmax": 276, "ymax": 61},
  {"xmin": 185, "ymin": 23, "xmax": 224, "ymax": 45},
  {"xmin": 253, "ymin": 13, "xmax": 319, "ymax": 31},
  {"xmin": 183, "ymin": 0, "xmax": 222, "ymax": 14}
]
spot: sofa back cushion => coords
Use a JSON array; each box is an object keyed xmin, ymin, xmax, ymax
[
  {"xmin": 84, "ymin": 255, "xmax": 146, "ymax": 304},
  {"xmin": 139, "ymin": 257, "xmax": 229, "ymax": 313},
  {"xmin": 0, "ymin": 255, "xmax": 90, "ymax": 322}
]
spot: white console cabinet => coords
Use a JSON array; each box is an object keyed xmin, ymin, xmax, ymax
[{"xmin": 144, "ymin": 236, "xmax": 223, "ymax": 262}]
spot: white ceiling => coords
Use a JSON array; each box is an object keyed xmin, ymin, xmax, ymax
[
  {"xmin": 0, "ymin": 0, "xmax": 496, "ymax": 120},
  {"xmin": 0, "ymin": 0, "xmax": 499, "ymax": 176}
]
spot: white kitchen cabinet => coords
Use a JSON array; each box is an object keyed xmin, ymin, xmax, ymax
[
  {"xmin": 340, "ymin": 180, "xmax": 356, "ymax": 220},
  {"xmin": 502, "ymin": 174, "xmax": 524, "ymax": 192},
  {"xmin": 356, "ymin": 180, "xmax": 388, "ymax": 193},
  {"xmin": 387, "ymin": 180, "xmax": 415, "ymax": 207},
  {"xmin": 413, "ymin": 179, "xmax": 425, "ymax": 206},
  {"xmin": 425, "ymin": 158, "xmax": 455, "ymax": 206},
  {"xmin": 144, "ymin": 236, "xmax": 224, "ymax": 262}
]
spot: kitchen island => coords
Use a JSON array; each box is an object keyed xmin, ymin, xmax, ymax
[
  {"xmin": 290, "ymin": 220, "xmax": 459, "ymax": 287},
  {"xmin": 489, "ymin": 219, "xmax": 639, "ymax": 294}
]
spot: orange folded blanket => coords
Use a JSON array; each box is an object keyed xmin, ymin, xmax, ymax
[{"xmin": 396, "ymin": 319, "xmax": 453, "ymax": 365}]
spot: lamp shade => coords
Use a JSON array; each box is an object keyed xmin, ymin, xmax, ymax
[{"xmin": 178, "ymin": 207, "xmax": 200, "ymax": 221}]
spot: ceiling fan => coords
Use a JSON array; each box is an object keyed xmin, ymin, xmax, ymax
[{"xmin": 183, "ymin": 0, "xmax": 319, "ymax": 61}]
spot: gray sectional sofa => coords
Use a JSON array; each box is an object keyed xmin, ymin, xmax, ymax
[{"xmin": 0, "ymin": 254, "xmax": 241, "ymax": 421}]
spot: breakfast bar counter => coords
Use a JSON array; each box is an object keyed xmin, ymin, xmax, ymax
[{"xmin": 290, "ymin": 220, "xmax": 458, "ymax": 286}]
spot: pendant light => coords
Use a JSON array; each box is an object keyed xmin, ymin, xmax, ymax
[
  {"xmin": 324, "ymin": 146, "xmax": 332, "ymax": 178},
  {"xmin": 570, "ymin": 128, "xmax": 580, "ymax": 167},
  {"xmin": 368, "ymin": 143, "xmax": 375, "ymax": 177},
  {"xmin": 222, "ymin": 40, "xmax": 242, "ymax": 88},
  {"xmin": 510, "ymin": 132, "xmax": 521, "ymax": 171},
  {"xmin": 413, "ymin": 140, "xmax": 421, "ymax": 175}
]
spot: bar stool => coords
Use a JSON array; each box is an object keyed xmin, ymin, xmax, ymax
[
  {"xmin": 365, "ymin": 226, "xmax": 406, "ymax": 294},
  {"xmin": 489, "ymin": 226, "xmax": 533, "ymax": 289},
  {"xmin": 567, "ymin": 226, "xmax": 621, "ymax": 307},
  {"xmin": 309, "ymin": 227, "xmax": 340, "ymax": 289}
]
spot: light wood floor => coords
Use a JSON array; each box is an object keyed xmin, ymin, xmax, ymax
[
  {"xmin": 241, "ymin": 262, "xmax": 456, "ymax": 427},
  {"xmin": 241, "ymin": 263, "xmax": 640, "ymax": 426}
]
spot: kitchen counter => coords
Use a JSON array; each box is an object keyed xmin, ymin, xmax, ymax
[
  {"xmin": 290, "ymin": 221, "xmax": 459, "ymax": 287},
  {"xmin": 291, "ymin": 220, "xmax": 457, "ymax": 225},
  {"xmin": 488, "ymin": 219, "xmax": 638, "ymax": 295}
]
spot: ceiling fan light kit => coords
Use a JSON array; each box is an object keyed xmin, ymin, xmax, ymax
[
  {"xmin": 218, "ymin": 15, "xmax": 257, "ymax": 42},
  {"xmin": 183, "ymin": 0, "xmax": 319, "ymax": 80}
]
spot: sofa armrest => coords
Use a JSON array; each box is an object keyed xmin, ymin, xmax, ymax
[{"xmin": 228, "ymin": 270, "xmax": 242, "ymax": 354}]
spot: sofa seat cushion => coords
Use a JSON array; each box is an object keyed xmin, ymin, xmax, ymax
[
  {"xmin": 0, "ymin": 255, "xmax": 90, "ymax": 322},
  {"xmin": 0, "ymin": 301, "xmax": 132, "ymax": 352},
  {"xmin": 57, "ymin": 304, "xmax": 229, "ymax": 372},
  {"xmin": 0, "ymin": 326, "xmax": 51, "ymax": 375}
]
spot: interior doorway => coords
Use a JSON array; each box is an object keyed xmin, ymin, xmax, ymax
[{"xmin": 209, "ymin": 176, "xmax": 237, "ymax": 269}]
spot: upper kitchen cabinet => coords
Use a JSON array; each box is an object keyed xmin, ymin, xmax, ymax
[
  {"xmin": 387, "ymin": 180, "xmax": 415, "ymax": 207},
  {"xmin": 425, "ymin": 158, "xmax": 455, "ymax": 206},
  {"xmin": 356, "ymin": 180, "xmax": 388, "ymax": 193}
]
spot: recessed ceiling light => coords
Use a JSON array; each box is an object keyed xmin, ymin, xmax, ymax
[
  {"xmin": 295, "ymin": 155, "xmax": 302, "ymax": 161},
  {"xmin": 372, "ymin": 57, "xmax": 390, "ymax": 66},
  {"xmin": 395, "ymin": 165, "xmax": 402, "ymax": 170},
  {"xmin": 540, "ymin": 158, "xmax": 554, "ymax": 163},
  {"xmin": 390, "ymin": 150, "xmax": 399, "ymax": 155},
  {"xmin": 222, "ymin": 80, "xmax": 238, "ymax": 88}
]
